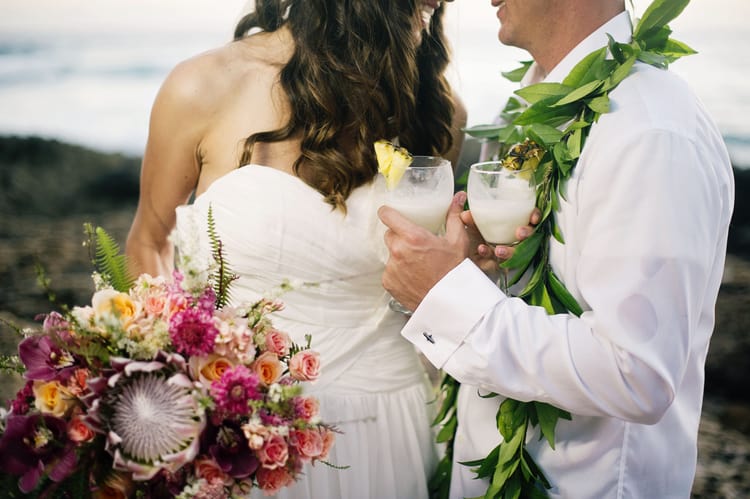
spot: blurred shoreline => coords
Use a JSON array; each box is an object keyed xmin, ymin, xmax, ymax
[{"xmin": 1, "ymin": 135, "xmax": 749, "ymax": 497}]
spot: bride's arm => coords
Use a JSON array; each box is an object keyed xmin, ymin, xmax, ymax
[{"xmin": 126, "ymin": 58, "xmax": 209, "ymax": 278}]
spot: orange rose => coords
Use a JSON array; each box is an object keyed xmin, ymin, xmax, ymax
[{"xmin": 252, "ymin": 351, "xmax": 283, "ymax": 385}]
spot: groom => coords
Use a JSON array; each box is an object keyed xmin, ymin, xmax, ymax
[{"xmin": 379, "ymin": 0, "xmax": 734, "ymax": 497}]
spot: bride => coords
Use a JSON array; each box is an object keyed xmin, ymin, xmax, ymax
[{"xmin": 125, "ymin": 0, "xmax": 465, "ymax": 497}]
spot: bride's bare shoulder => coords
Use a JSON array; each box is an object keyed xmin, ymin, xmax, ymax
[{"xmin": 155, "ymin": 30, "xmax": 291, "ymax": 114}]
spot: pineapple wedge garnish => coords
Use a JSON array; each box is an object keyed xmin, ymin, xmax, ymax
[{"xmin": 375, "ymin": 139, "xmax": 413, "ymax": 190}]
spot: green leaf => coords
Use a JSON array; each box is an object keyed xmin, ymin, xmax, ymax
[
  {"xmin": 663, "ymin": 37, "xmax": 697, "ymax": 58},
  {"xmin": 638, "ymin": 50, "xmax": 670, "ymax": 67},
  {"xmin": 551, "ymin": 221, "xmax": 565, "ymax": 244},
  {"xmin": 517, "ymin": 260, "xmax": 545, "ymax": 299},
  {"xmin": 436, "ymin": 415, "xmax": 458, "ymax": 443},
  {"xmin": 562, "ymin": 47, "xmax": 607, "ymax": 87},
  {"xmin": 514, "ymin": 97, "xmax": 579, "ymax": 127},
  {"xmin": 603, "ymin": 56, "xmax": 636, "ymax": 91},
  {"xmin": 547, "ymin": 270, "xmax": 584, "ymax": 316},
  {"xmin": 529, "ymin": 281, "xmax": 555, "ymax": 315},
  {"xmin": 638, "ymin": 25, "xmax": 672, "ymax": 51},
  {"xmin": 566, "ymin": 128, "xmax": 583, "ymax": 160},
  {"xmin": 470, "ymin": 445, "xmax": 501, "ymax": 479},
  {"xmin": 501, "ymin": 231, "xmax": 543, "ymax": 270},
  {"xmin": 464, "ymin": 124, "xmax": 503, "ymax": 139},
  {"xmin": 502, "ymin": 96, "xmax": 525, "ymax": 113},
  {"xmin": 587, "ymin": 95, "xmax": 610, "ymax": 114},
  {"xmin": 515, "ymin": 83, "xmax": 572, "ymax": 105},
  {"xmin": 554, "ymin": 79, "xmax": 604, "ymax": 107},
  {"xmin": 502, "ymin": 60, "xmax": 534, "ymax": 82},
  {"xmin": 534, "ymin": 402, "xmax": 565, "ymax": 450},
  {"xmin": 526, "ymin": 123, "xmax": 564, "ymax": 146},
  {"xmin": 633, "ymin": 0, "xmax": 690, "ymax": 40},
  {"xmin": 429, "ymin": 455, "xmax": 453, "ymax": 499}
]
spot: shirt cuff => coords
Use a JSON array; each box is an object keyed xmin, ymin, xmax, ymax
[{"xmin": 401, "ymin": 259, "xmax": 506, "ymax": 369}]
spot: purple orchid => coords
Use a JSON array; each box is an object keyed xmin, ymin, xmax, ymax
[
  {"xmin": 18, "ymin": 335, "xmax": 76, "ymax": 382},
  {"xmin": 0, "ymin": 413, "xmax": 77, "ymax": 493}
]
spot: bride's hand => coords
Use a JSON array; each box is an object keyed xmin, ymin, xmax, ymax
[{"xmin": 459, "ymin": 207, "xmax": 541, "ymax": 271}]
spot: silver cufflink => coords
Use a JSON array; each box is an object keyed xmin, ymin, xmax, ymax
[{"xmin": 423, "ymin": 332, "xmax": 435, "ymax": 344}]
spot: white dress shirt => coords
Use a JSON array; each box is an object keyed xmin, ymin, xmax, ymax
[{"xmin": 402, "ymin": 12, "xmax": 734, "ymax": 498}]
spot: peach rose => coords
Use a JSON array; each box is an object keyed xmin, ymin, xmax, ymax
[
  {"xmin": 289, "ymin": 350, "xmax": 320, "ymax": 382},
  {"xmin": 189, "ymin": 354, "xmax": 235, "ymax": 386},
  {"xmin": 256, "ymin": 466, "xmax": 293, "ymax": 496},
  {"xmin": 68, "ymin": 414, "xmax": 95, "ymax": 443},
  {"xmin": 257, "ymin": 434, "xmax": 289, "ymax": 470},
  {"xmin": 265, "ymin": 329, "xmax": 291, "ymax": 357},
  {"xmin": 252, "ymin": 351, "xmax": 283, "ymax": 385},
  {"xmin": 194, "ymin": 456, "xmax": 233, "ymax": 486},
  {"xmin": 33, "ymin": 380, "xmax": 74, "ymax": 417},
  {"xmin": 289, "ymin": 428, "xmax": 323, "ymax": 461}
]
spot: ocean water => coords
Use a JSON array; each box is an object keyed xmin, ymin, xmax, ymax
[{"xmin": 1, "ymin": 0, "xmax": 749, "ymax": 166}]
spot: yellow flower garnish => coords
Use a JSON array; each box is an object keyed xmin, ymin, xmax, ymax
[{"xmin": 374, "ymin": 139, "xmax": 413, "ymax": 190}]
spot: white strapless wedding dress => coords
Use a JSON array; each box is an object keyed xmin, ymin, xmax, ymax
[{"xmin": 176, "ymin": 165, "xmax": 438, "ymax": 499}]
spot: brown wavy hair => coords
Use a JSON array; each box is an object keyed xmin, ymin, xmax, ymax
[{"xmin": 234, "ymin": 0, "xmax": 455, "ymax": 210}]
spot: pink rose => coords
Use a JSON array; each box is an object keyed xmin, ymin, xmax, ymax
[
  {"xmin": 289, "ymin": 350, "xmax": 320, "ymax": 382},
  {"xmin": 319, "ymin": 428, "xmax": 336, "ymax": 461},
  {"xmin": 264, "ymin": 329, "xmax": 291, "ymax": 357},
  {"xmin": 252, "ymin": 351, "xmax": 283, "ymax": 385},
  {"xmin": 256, "ymin": 466, "xmax": 293, "ymax": 496},
  {"xmin": 68, "ymin": 414, "xmax": 95, "ymax": 443},
  {"xmin": 289, "ymin": 428, "xmax": 324, "ymax": 461},
  {"xmin": 293, "ymin": 396, "xmax": 320, "ymax": 421},
  {"xmin": 257, "ymin": 434, "xmax": 289, "ymax": 470}
]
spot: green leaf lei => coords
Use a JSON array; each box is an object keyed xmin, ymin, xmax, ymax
[{"xmin": 430, "ymin": 1, "xmax": 694, "ymax": 497}]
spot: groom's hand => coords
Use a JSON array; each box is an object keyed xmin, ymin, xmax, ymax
[{"xmin": 378, "ymin": 192, "xmax": 470, "ymax": 312}]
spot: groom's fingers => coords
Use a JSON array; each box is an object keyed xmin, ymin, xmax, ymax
[
  {"xmin": 444, "ymin": 192, "xmax": 467, "ymax": 243},
  {"xmin": 378, "ymin": 205, "xmax": 418, "ymax": 236}
]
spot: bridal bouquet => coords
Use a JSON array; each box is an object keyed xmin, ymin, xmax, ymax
[{"xmin": 0, "ymin": 220, "xmax": 335, "ymax": 498}]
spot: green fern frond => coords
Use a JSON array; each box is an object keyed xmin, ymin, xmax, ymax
[
  {"xmin": 206, "ymin": 205, "xmax": 238, "ymax": 308},
  {"xmin": 85, "ymin": 224, "xmax": 134, "ymax": 292}
]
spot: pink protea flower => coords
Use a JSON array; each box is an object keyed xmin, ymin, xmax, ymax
[
  {"xmin": 86, "ymin": 355, "xmax": 206, "ymax": 481},
  {"xmin": 170, "ymin": 308, "xmax": 218, "ymax": 357},
  {"xmin": 211, "ymin": 366, "xmax": 261, "ymax": 417}
]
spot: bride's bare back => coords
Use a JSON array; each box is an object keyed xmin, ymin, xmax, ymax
[{"xmin": 126, "ymin": 28, "xmax": 301, "ymax": 276}]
